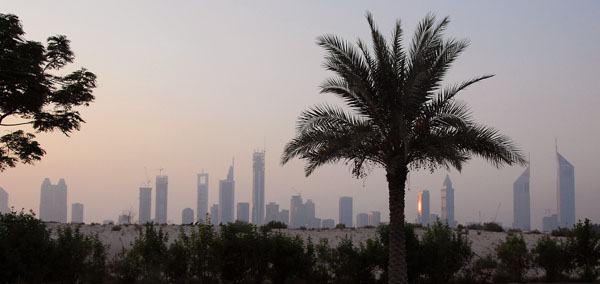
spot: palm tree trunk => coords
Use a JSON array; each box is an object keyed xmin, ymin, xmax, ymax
[{"xmin": 387, "ymin": 166, "xmax": 408, "ymax": 284}]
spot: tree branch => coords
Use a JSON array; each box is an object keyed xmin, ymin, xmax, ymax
[{"xmin": 1, "ymin": 121, "xmax": 35, "ymax": 126}]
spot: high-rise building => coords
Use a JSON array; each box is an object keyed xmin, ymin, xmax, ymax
[
  {"xmin": 39, "ymin": 178, "xmax": 67, "ymax": 223},
  {"xmin": 543, "ymin": 214, "xmax": 558, "ymax": 233},
  {"xmin": 290, "ymin": 195, "xmax": 304, "ymax": 229},
  {"xmin": 356, "ymin": 213, "xmax": 369, "ymax": 227},
  {"xmin": 265, "ymin": 202, "xmax": 279, "ymax": 224},
  {"xmin": 417, "ymin": 190, "xmax": 430, "ymax": 226},
  {"xmin": 513, "ymin": 167, "xmax": 531, "ymax": 231},
  {"xmin": 197, "ymin": 172, "xmax": 209, "ymax": 222},
  {"xmin": 0, "ymin": 187, "xmax": 9, "ymax": 214},
  {"xmin": 252, "ymin": 150, "xmax": 265, "ymax": 226},
  {"xmin": 155, "ymin": 175, "xmax": 168, "ymax": 224},
  {"xmin": 182, "ymin": 208, "xmax": 194, "ymax": 224},
  {"xmin": 237, "ymin": 202, "xmax": 250, "ymax": 223},
  {"xmin": 278, "ymin": 209, "xmax": 289, "ymax": 225},
  {"xmin": 304, "ymin": 199, "xmax": 316, "ymax": 228},
  {"xmin": 210, "ymin": 204, "xmax": 219, "ymax": 225},
  {"xmin": 556, "ymin": 151, "xmax": 575, "ymax": 228},
  {"xmin": 441, "ymin": 175, "xmax": 456, "ymax": 226},
  {"xmin": 139, "ymin": 187, "xmax": 152, "ymax": 224},
  {"xmin": 322, "ymin": 219, "xmax": 335, "ymax": 229},
  {"xmin": 219, "ymin": 161, "xmax": 235, "ymax": 224},
  {"xmin": 368, "ymin": 211, "xmax": 381, "ymax": 227},
  {"xmin": 339, "ymin": 196, "xmax": 353, "ymax": 228},
  {"xmin": 71, "ymin": 203, "xmax": 84, "ymax": 223}
]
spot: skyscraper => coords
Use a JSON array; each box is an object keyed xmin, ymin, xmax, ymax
[
  {"xmin": 39, "ymin": 178, "xmax": 67, "ymax": 223},
  {"xmin": 417, "ymin": 190, "xmax": 430, "ymax": 226},
  {"xmin": 513, "ymin": 167, "xmax": 531, "ymax": 231},
  {"xmin": 556, "ymin": 151, "xmax": 575, "ymax": 228},
  {"xmin": 0, "ymin": 187, "xmax": 9, "ymax": 214},
  {"xmin": 237, "ymin": 202, "xmax": 250, "ymax": 223},
  {"xmin": 71, "ymin": 203, "xmax": 83, "ymax": 223},
  {"xmin": 368, "ymin": 211, "xmax": 381, "ymax": 227},
  {"xmin": 219, "ymin": 161, "xmax": 235, "ymax": 224},
  {"xmin": 356, "ymin": 213, "xmax": 369, "ymax": 227},
  {"xmin": 139, "ymin": 187, "xmax": 152, "ymax": 224},
  {"xmin": 441, "ymin": 175, "xmax": 455, "ymax": 226},
  {"xmin": 155, "ymin": 175, "xmax": 168, "ymax": 224},
  {"xmin": 197, "ymin": 172, "xmax": 209, "ymax": 222},
  {"xmin": 304, "ymin": 199, "xmax": 316, "ymax": 228},
  {"xmin": 252, "ymin": 150, "xmax": 265, "ymax": 226},
  {"xmin": 182, "ymin": 208, "xmax": 194, "ymax": 224},
  {"xmin": 290, "ymin": 195, "xmax": 304, "ymax": 229},
  {"xmin": 210, "ymin": 204, "xmax": 219, "ymax": 225},
  {"xmin": 339, "ymin": 196, "xmax": 353, "ymax": 228},
  {"xmin": 265, "ymin": 202, "xmax": 279, "ymax": 224}
]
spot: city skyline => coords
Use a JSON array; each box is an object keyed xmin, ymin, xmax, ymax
[{"xmin": 1, "ymin": 2, "xmax": 599, "ymax": 229}]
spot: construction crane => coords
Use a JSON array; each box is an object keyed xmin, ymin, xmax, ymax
[
  {"xmin": 143, "ymin": 167, "xmax": 151, "ymax": 187},
  {"xmin": 492, "ymin": 202, "xmax": 501, "ymax": 223}
]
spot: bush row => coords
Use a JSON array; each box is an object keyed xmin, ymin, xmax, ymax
[{"xmin": 1, "ymin": 210, "xmax": 599, "ymax": 283}]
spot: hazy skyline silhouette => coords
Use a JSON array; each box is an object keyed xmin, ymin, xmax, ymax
[{"xmin": 1, "ymin": 1, "xmax": 599, "ymax": 230}]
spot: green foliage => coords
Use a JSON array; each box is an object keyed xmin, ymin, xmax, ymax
[
  {"xmin": 495, "ymin": 234, "xmax": 530, "ymax": 282},
  {"xmin": 0, "ymin": 211, "xmax": 107, "ymax": 283},
  {"xmin": 419, "ymin": 221, "xmax": 472, "ymax": 283},
  {"xmin": 566, "ymin": 218, "xmax": 600, "ymax": 281},
  {"xmin": 263, "ymin": 220, "xmax": 288, "ymax": 229},
  {"xmin": 335, "ymin": 223, "xmax": 346, "ymax": 229},
  {"xmin": 0, "ymin": 13, "xmax": 97, "ymax": 171},
  {"xmin": 534, "ymin": 235, "xmax": 571, "ymax": 282},
  {"xmin": 551, "ymin": 227, "xmax": 574, "ymax": 237},
  {"xmin": 483, "ymin": 222, "xmax": 504, "ymax": 232},
  {"xmin": 111, "ymin": 225, "xmax": 122, "ymax": 231}
]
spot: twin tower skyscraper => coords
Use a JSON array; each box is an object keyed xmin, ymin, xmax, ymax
[{"xmin": 139, "ymin": 150, "xmax": 265, "ymax": 225}]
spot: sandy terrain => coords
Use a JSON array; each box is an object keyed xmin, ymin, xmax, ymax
[{"xmin": 44, "ymin": 223, "xmax": 564, "ymax": 259}]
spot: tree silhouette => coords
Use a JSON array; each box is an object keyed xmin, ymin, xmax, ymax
[
  {"xmin": 0, "ymin": 13, "xmax": 96, "ymax": 171},
  {"xmin": 281, "ymin": 12, "xmax": 526, "ymax": 284}
]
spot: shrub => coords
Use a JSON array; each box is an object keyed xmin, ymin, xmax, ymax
[
  {"xmin": 263, "ymin": 220, "xmax": 287, "ymax": 229},
  {"xmin": 466, "ymin": 223, "xmax": 484, "ymax": 230},
  {"xmin": 419, "ymin": 220, "xmax": 472, "ymax": 283},
  {"xmin": 551, "ymin": 227, "xmax": 573, "ymax": 237},
  {"xmin": 459, "ymin": 253, "xmax": 497, "ymax": 284},
  {"xmin": 533, "ymin": 235, "xmax": 570, "ymax": 282},
  {"xmin": 335, "ymin": 223, "xmax": 346, "ymax": 229},
  {"xmin": 483, "ymin": 222, "xmax": 503, "ymax": 232},
  {"xmin": 567, "ymin": 218, "xmax": 600, "ymax": 281},
  {"xmin": 495, "ymin": 234, "xmax": 530, "ymax": 282},
  {"xmin": 111, "ymin": 225, "xmax": 122, "ymax": 231},
  {"xmin": 52, "ymin": 226, "xmax": 108, "ymax": 283}
]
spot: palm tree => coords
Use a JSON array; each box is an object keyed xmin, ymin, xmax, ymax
[{"xmin": 281, "ymin": 12, "xmax": 526, "ymax": 284}]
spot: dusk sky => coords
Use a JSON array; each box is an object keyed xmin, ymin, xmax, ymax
[{"xmin": 1, "ymin": 1, "xmax": 599, "ymax": 229}]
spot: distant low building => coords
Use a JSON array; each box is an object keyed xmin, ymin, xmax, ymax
[
  {"xmin": 182, "ymin": 208, "xmax": 194, "ymax": 224},
  {"xmin": 309, "ymin": 217, "xmax": 322, "ymax": 229},
  {"xmin": 71, "ymin": 203, "xmax": 84, "ymax": 223},
  {"xmin": 543, "ymin": 214, "xmax": 558, "ymax": 233},
  {"xmin": 356, "ymin": 213, "xmax": 369, "ymax": 228},
  {"xmin": 118, "ymin": 214, "xmax": 130, "ymax": 225},
  {"xmin": 265, "ymin": 202, "xmax": 279, "ymax": 224},
  {"xmin": 368, "ymin": 211, "xmax": 381, "ymax": 227},
  {"xmin": 322, "ymin": 219, "xmax": 335, "ymax": 229},
  {"xmin": 278, "ymin": 209, "xmax": 289, "ymax": 225},
  {"xmin": 237, "ymin": 202, "xmax": 250, "ymax": 223}
]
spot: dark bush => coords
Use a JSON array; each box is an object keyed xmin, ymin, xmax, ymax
[
  {"xmin": 551, "ymin": 227, "xmax": 573, "ymax": 237},
  {"xmin": 495, "ymin": 234, "xmax": 530, "ymax": 282},
  {"xmin": 459, "ymin": 253, "xmax": 497, "ymax": 284},
  {"xmin": 533, "ymin": 235, "xmax": 571, "ymax": 282},
  {"xmin": 483, "ymin": 222, "xmax": 504, "ymax": 232},
  {"xmin": 335, "ymin": 223, "xmax": 346, "ymax": 229},
  {"xmin": 567, "ymin": 218, "xmax": 600, "ymax": 281},
  {"xmin": 466, "ymin": 223, "xmax": 484, "ymax": 230},
  {"xmin": 263, "ymin": 220, "xmax": 287, "ymax": 229},
  {"xmin": 419, "ymin": 220, "xmax": 472, "ymax": 283}
]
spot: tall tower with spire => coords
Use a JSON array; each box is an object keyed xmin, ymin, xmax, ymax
[
  {"xmin": 556, "ymin": 144, "xmax": 575, "ymax": 228},
  {"xmin": 441, "ymin": 175, "xmax": 456, "ymax": 226},
  {"xmin": 513, "ymin": 167, "xmax": 531, "ymax": 230}
]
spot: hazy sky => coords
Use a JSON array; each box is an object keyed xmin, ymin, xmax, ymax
[{"xmin": 1, "ymin": 1, "xmax": 599, "ymax": 229}]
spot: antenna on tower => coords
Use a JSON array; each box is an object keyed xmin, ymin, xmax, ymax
[{"xmin": 555, "ymin": 137, "xmax": 558, "ymax": 153}]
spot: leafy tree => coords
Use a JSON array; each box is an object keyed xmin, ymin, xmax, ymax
[
  {"xmin": 51, "ymin": 226, "xmax": 108, "ymax": 283},
  {"xmin": 533, "ymin": 235, "xmax": 570, "ymax": 282},
  {"xmin": 495, "ymin": 234, "xmax": 530, "ymax": 282},
  {"xmin": 419, "ymin": 220, "xmax": 472, "ymax": 283},
  {"xmin": 0, "ymin": 13, "xmax": 96, "ymax": 171},
  {"xmin": 567, "ymin": 218, "xmax": 600, "ymax": 281},
  {"xmin": 281, "ymin": 12, "xmax": 526, "ymax": 284},
  {"xmin": 483, "ymin": 222, "xmax": 504, "ymax": 232}
]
